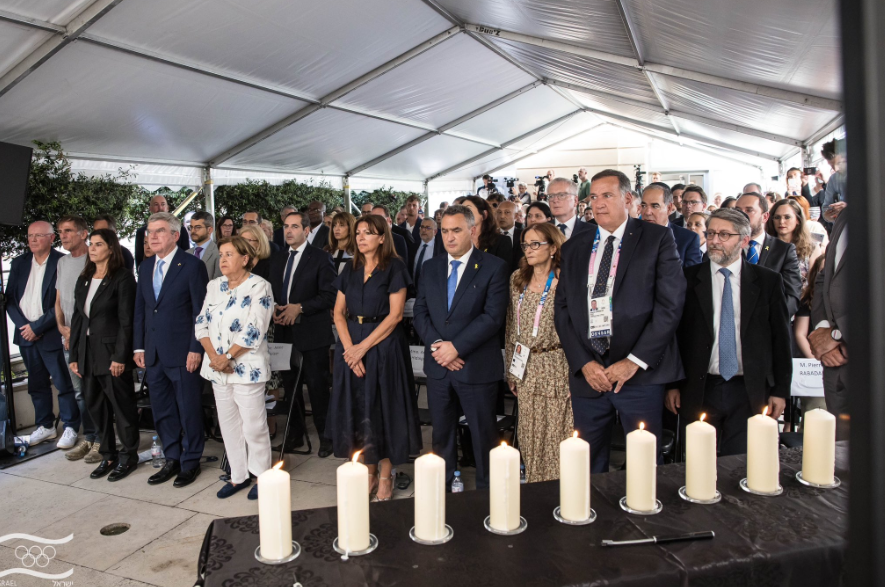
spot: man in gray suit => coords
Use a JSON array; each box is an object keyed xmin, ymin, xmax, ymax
[
  {"xmin": 188, "ymin": 211, "xmax": 221, "ymax": 281},
  {"xmin": 810, "ymin": 204, "xmax": 848, "ymax": 420}
]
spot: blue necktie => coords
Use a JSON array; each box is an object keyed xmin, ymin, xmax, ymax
[
  {"xmin": 747, "ymin": 240, "xmax": 759, "ymax": 264},
  {"xmin": 281, "ymin": 249, "xmax": 298, "ymax": 303},
  {"xmin": 447, "ymin": 260, "xmax": 461, "ymax": 311},
  {"xmin": 152, "ymin": 259, "xmax": 165, "ymax": 299},
  {"xmin": 718, "ymin": 268, "xmax": 738, "ymax": 381}
]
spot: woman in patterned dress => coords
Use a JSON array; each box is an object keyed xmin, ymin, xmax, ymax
[
  {"xmin": 504, "ymin": 222, "xmax": 573, "ymax": 483},
  {"xmin": 196, "ymin": 236, "xmax": 274, "ymax": 500}
]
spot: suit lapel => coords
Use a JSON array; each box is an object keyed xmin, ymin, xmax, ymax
[
  {"xmin": 41, "ymin": 252, "xmax": 58, "ymax": 304},
  {"xmin": 288, "ymin": 246, "xmax": 312, "ymax": 303},
  {"xmin": 613, "ymin": 217, "xmax": 641, "ymax": 295},
  {"xmin": 740, "ymin": 261, "xmax": 760, "ymax": 341},
  {"xmin": 156, "ymin": 249, "xmax": 184, "ymax": 304},
  {"xmin": 831, "ymin": 212, "xmax": 848, "ymax": 276},
  {"xmin": 757, "ymin": 234, "xmax": 774, "ymax": 266},
  {"xmin": 88, "ymin": 275, "xmax": 113, "ymax": 314},
  {"xmin": 447, "ymin": 249, "xmax": 482, "ymax": 317},
  {"xmin": 695, "ymin": 263, "xmax": 716, "ymax": 343}
]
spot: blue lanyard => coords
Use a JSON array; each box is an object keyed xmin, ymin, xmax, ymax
[{"xmin": 517, "ymin": 270, "xmax": 555, "ymax": 337}]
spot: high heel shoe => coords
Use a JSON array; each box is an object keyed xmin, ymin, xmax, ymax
[
  {"xmin": 368, "ymin": 473, "xmax": 379, "ymax": 498},
  {"xmin": 376, "ymin": 473, "xmax": 395, "ymax": 501}
]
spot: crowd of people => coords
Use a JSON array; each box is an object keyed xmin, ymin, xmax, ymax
[{"xmin": 10, "ymin": 137, "xmax": 847, "ymax": 498}]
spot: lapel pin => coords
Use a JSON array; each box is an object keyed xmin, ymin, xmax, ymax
[
  {"xmin": 474, "ymin": 264, "xmax": 478, "ymax": 269},
  {"xmin": 764, "ymin": 246, "xmax": 769, "ymax": 251},
  {"xmin": 177, "ymin": 263, "xmax": 182, "ymax": 266}
]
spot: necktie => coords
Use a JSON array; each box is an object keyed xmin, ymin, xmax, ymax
[
  {"xmin": 153, "ymin": 259, "xmax": 165, "ymax": 299},
  {"xmin": 558, "ymin": 223, "xmax": 568, "ymax": 236},
  {"xmin": 747, "ymin": 240, "xmax": 759, "ymax": 264},
  {"xmin": 281, "ymin": 250, "xmax": 298, "ymax": 303},
  {"xmin": 415, "ymin": 244, "xmax": 427, "ymax": 282},
  {"xmin": 447, "ymin": 260, "xmax": 461, "ymax": 311},
  {"xmin": 718, "ymin": 268, "xmax": 738, "ymax": 380},
  {"xmin": 194, "ymin": 246, "xmax": 203, "ymax": 259},
  {"xmin": 590, "ymin": 235, "xmax": 615, "ymax": 355}
]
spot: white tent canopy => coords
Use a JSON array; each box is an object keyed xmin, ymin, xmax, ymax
[{"xmin": 0, "ymin": 0, "xmax": 843, "ymax": 193}]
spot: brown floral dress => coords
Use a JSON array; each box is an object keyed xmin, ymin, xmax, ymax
[{"xmin": 504, "ymin": 273, "xmax": 574, "ymax": 483}]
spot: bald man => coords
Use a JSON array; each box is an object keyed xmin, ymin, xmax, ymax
[{"xmin": 135, "ymin": 195, "xmax": 191, "ymax": 269}]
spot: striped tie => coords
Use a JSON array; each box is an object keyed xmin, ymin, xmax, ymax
[{"xmin": 747, "ymin": 240, "xmax": 759, "ymax": 264}]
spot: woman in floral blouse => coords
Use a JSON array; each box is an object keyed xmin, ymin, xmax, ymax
[{"xmin": 196, "ymin": 236, "xmax": 274, "ymax": 500}]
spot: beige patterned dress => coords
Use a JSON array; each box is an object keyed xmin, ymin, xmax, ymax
[{"xmin": 504, "ymin": 273, "xmax": 574, "ymax": 483}]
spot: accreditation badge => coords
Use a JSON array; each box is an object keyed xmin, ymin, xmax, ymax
[
  {"xmin": 508, "ymin": 342, "xmax": 530, "ymax": 380},
  {"xmin": 588, "ymin": 295, "xmax": 613, "ymax": 339}
]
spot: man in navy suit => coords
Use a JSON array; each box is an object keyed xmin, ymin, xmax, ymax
[
  {"xmin": 134, "ymin": 212, "xmax": 209, "ymax": 487},
  {"xmin": 7, "ymin": 221, "xmax": 81, "ymax": 446},
  {"xmin": 135, "ymin": 195, "xmax": 191, "ymax": 269},
  {"xmin": 555, "ymin": 170, "xmax": 686, "ymax": 473},
  {"xmin": 413, "ymin": 205, "xmax": 510, "ymax": 489},
  {"xmin": 398, "ymin": 195, "xmax": 423, "ymax": 242},
  {"xmin": 548, "ymin": 177, "xmax": 594, "ymax": 240},
  {"xmin": 641, "ymin": 183, "xmax": 702, "ymax": 267}
]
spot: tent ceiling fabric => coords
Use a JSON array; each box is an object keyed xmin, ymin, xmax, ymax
[{"xmin": 0, "ymin": 0, "xmax": 842, "ymax": 182}]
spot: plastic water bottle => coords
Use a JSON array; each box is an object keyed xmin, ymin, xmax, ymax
[
  {"xmin": 451, "ymin": 471, "xmax": 464, "ymax": 493},
  {"xmin": 520, "ymin": 464, "xmax": 527, "ymax": 484},
  {"xmin": 150, "ymin": 436, "xmax": 165, "ymax": 468},
  {"xmin": 13, "ymin": 436, "xmax": 28, "ymax": 458}
]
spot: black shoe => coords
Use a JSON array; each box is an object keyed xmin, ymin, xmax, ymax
[
  {"xmin": 173, "ymin": 465, "xmax": 201, "ymax": 487},
  {"xmin": 148, "ymin": 460, "xmax": 181, "ymax": 485},
  {"xmin": 108, "ymin": 462, "xmax": 138, "ymax": 482},
  {"xmin": 90, "ymin": 460, "xmax": 116, "ymax": 479},
  {"xmin": 318, "ymin": 439, "xmax": 334, "ymax": 458}
]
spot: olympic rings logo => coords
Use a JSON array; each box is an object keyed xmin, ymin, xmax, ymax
[{"xmin": 14, "ymin": 544, "xmax": 56, "ymax": 568}]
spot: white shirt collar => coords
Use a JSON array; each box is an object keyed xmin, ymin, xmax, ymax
[
  {"xmin": 598, "ymin": 218, "xmax": 629, "ymax": 242},
  {"xmin": 556, "ymin": 215, "xmax": 577, "ymax": 231},
  {"xmin": 448, "ymin": 245, "xmax": 474, "ymax": 265},
  {"xmin": 157, "ymin": 247, "xmax": 178, "ymax": 265},
  {"xmin": 710, "ymin": 256, "xmax": 743, "ymax": 279},
  {"xmin": 288, "ymin": 240, "xmax": 308, "ymax": 255}
]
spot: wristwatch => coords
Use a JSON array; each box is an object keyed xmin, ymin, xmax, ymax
[
  {"xmin": 225, "ymin": 352, "xmax": 234, "ymax": 360},
  {"xmin": 830, "ymin": 329, "xmax": 842, "ymax": 342}
]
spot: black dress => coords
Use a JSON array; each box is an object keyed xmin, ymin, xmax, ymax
[{"xmin": 328, "ymin": 257, "xmax": 422, "ymax": 465}]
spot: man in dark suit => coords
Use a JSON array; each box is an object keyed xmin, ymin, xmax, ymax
[
  {"xmin": 7, "ymin": 221, "xmax": 81, "ymax": 446},
  {"xmin": 135, "ymin": 196, "xmax": 190, "ymax": 269},
  {"xmin": 270, "ymin": 211, "xmax": 337, "ymax": 457},
  {"xmin": 735, "ymin": 192, "xmax": 802, "ymax": 316},
  {"xmin": 413, "ymin": 205, "xmax": 510, "ymax": 489},
  {"xmin": 555, "ymin": 170, "xmax": 686, "ymax": 473},
  {"xmin": 675, "ymin": 185, "xmax": 708, "ymax": 229},
  {"xmin": 667, "ymin": 209, "xmax": 791, "ymax": 455},
  {"xmin": 495, "ymin": 201, "xmax": 523, "ymax": 270},
  {"xmin": 640, "ymin": 183, "xmax": 702, "ymax": 267},
  {"xmin": 399, "ymin": 195, "xmax": 423, "ymax": 242},
  {"xmin": 809, "ymin": 204, "xmax": 849, "ymax": 419},
  {"xmin": 669, "ymin": 184, "xmax": 686, "ymax": 226},
  {"xmin": 134, "ymin": 212, "xmax": 209, "ymax": 487},
  {"xmin": 373, "ymin": 205, "xmax": 415, "ymax": 271},
  {"xmin": 273, "ymin": 205, "xmax": 295, "ymax": 249},
  {"xmin": 548, "ymin": 178, "xmax": 594, "ymax": 240},
  {"xmin": 306, "ymin": 201, "xmax": 330, "ymax": 248}
]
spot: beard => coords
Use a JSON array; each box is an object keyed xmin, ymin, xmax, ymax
[{"xmin": 708, "ymin": 247, "xmax": 739, "ymax": 266}]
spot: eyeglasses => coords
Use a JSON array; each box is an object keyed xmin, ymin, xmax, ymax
[
  {"xmin": 704, "ymin": 231, "xmax": 741, "ymax": 241},
  {"xmin": 145, "ymin": 228, "xmax": 171, "ymax": 236},
  {"xmin": 683, "ymin": 200, "xmax": 704, "ymax": 207},
  {"xmin": 547, "ymin": 193, "xmax": 574, "ymax": 202},
  {"xmin": 520, "ymin": 241, "xmax": 551, "ymax": 251},
  {"xmin": 27, "ymin": 233, "xmax": 54, "ymax": 240}
]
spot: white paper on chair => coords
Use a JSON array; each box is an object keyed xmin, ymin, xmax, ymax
[
  {"xmin": 410, "ymin": 345, "xmax": 426, "ymax": 378},
  {"xmin": 791, "ymin": 358, "xmax": 824, "ymax": 397},
  {"xmin": 268, "ymin": 343, "xmax": 292, "ymax": 371}
]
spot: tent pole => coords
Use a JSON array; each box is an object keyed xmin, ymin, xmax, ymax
[
  {"xmin": 203, "ymin": 168, "xmax": 215, "ymax": 220},
  {"xmin": 344, "ymin": 175, "xmax": 352, "ymax": 214}
]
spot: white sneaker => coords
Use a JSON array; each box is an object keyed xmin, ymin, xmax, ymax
[
  {"xmin": 57, "ymin": 428, "xmax": 78, "ymax": 449},
  {"xmin": 28, "ymin": 425, "xmax": 57, "ymax": 446}
]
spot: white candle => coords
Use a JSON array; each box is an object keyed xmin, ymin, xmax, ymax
[
  {"xmin": 685, "ymin": 414, "xmax": 717, "ymax": 501},
  {"xmin": 802, "ymin": 408, "xmax": 836, "ymax": 485},
  {"xmin": 337, "ymin": 451, "xmax": 370, "ymax": 552},
  {"xmin": 258, "ymin": 462, "xmax": 292, "ymax": 560},
  {"xmin": 560, "ymin": 431, "xmax": 591, "ymax": 521},
  {"xmin": 747, "ymin": 407, "xmax": 780, "ymax": 492},
  {"xmin": 626, "ymin": 423, "xmax": 657, "ymax": 511},
  {"xmin": 414, "ymin": 453, "xmax": 446, "ymax": 541},
  {"xmin": 489, "ymin": 442, "xmax": 520, "ymax": 531}
]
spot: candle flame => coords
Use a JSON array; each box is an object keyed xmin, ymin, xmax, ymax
[
  {"xmin": 572, "ymin": 431, "xmax": 578, "ymax": 438},
  {"xmin": 501, "ymin": 441, "xmax": 507, "ymax": 447},
  {"xmin": 352, "ymin": 450, "xmax": 362, "ymax": 463},
  {"xmin": 273, "ymin": 461, "xmax": 284, "ymax": 470},
  {"xmin": 762, "ymin": 406, "xmax": 769, "ymax": 417},
  {"xmin": 700, "ymin": 413, "xmax": 707, "ymax": 422},
  {"xmin": 639, "ymin": 422, "xmax": 645, "ymax": 431}
]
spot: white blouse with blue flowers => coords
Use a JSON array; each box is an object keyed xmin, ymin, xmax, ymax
[{"xmin": 195, "ymin": 274, "xmax": 274, "ymax": 385}]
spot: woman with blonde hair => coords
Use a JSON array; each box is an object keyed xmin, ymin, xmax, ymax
[
  {"xmin": 237, "ymin": 224, "xmax": 272, "ymax": 281},
  {"xmin": 325, "ymin": 211, "xmax": 357, "ymax": 274},
  {"xmin": 504, "ymin": 222, "xmax": 572, "ymax": 482},
  {"xmin": 765, "ymin": 198, "xmax": 822, "ymax": 288}
]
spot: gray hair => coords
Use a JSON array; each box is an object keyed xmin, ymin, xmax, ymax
[
  {"xmin": 742, "ymin": 182, "xmax": 762, "ymax": 194},
  {"xmin": 548, "ymin": 177, "xmax": 578, "ymax": 196},
  {"xmin": 442, "ymin": 204, "xmax": 475, "ymax": 228},
  {"xmin": 710, "ymin": 208, "xmax": 751, "ymax": 239},
  {"xmin": 517, "ymin": 182, "xmax": 527, "ymax": 189},
  {"xmin": 191, "ymin": 210, "xmax": 214, "ymax": 226},
  {"xmin": 421, "ymin": 218, "xmax": 437, "ymax": 230},
  {"xmin": 148, "ymin": 212, "xmax": 181, "ymax": 234},
  {"xmin": 578, "ymin": 167, "xmax": 588, "ymax": 173},
  {"xmin": 280, "ymin": 204, "xmax": 296, "ymax": 213},
  {"xmin": 642, "ymin": 183, "xmax": 673, "ymax": 205}
]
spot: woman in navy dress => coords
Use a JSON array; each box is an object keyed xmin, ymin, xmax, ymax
[{"xmin": 329, "ymin": 215, "xmax": 422, "ymax": 500}]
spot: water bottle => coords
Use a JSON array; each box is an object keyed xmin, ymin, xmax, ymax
[
  {"xmin": 13, "ymin": 436, "xmax": 28, "ymax": 458},
  {"xmin": 151, "ymin": 436, "xmax": 165, "ymax": 468},
  {"xmin": 520, "ymin": 464, "xmax": 527, "ymax": 484},
  {"xmin": 451, "ymin": 471, "xmax": 464, "ymax": 493}
]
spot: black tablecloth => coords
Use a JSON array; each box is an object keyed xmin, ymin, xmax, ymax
[{"xmin": 196, "ymin": 443, "xmax": 848, "ymax": 587}]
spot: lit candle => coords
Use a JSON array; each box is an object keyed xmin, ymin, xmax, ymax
[
  {"xmin": 258, "ymin": 462, "xmax": 292, "ymax": 560},
  {"xmin": 414, "ymin": 453, "xmax": 446, "ymax": 541},
  {"xmin": 747, "ymin": 407, "xmax": 780, "ymax": 492},
  {"xmin": 489, "ymin": 442, "xmax": 520, "ymax": 531},
  {"xmin": 802, "ymin": 408, "xmax": 836, "ymax": 485},
  {"xmin": 560, "ymin": 431, "xmax": 591, "ymax": 521},
  {"xmin": 626, "ymin": 422, "xmax": 656, "ymax": 511},
  {"xmin": 685, "ymin": 414, "xmax": 717, "ymax": 501},
  {"xmin": 337, "ymin": 451, "xmax": 370, "ymax": 552}
]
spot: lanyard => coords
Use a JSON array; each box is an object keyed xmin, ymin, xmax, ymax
[
  {"xmin": 517, "ymin": 271, "xmax": 555, "ymax": 337},
  {"xmin": 587, "ymin": 228, "xmax": 622, "ymax": 294}
]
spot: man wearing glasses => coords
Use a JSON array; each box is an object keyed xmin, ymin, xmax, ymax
[
  {"xmin": 7, "ymin": 221, "xmax": 82, "ymax": 447},
  {"xmin": 188, "ymin": 211, "xmax": 221, "ymax": 280},
  {"xmin": 666, "ymin": 208, "xmax": 791, "ymax": 455},
  {"xmin": 547, "ymin": 177, "xmax": 593, "ymax": 240},
  {"xmin": 673, "ymin": 185, "xmax": 707, "ymax": 227}
]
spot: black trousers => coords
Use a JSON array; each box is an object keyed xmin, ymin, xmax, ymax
[
  {"xmin": 84, "ymin": 370, "xmax": 140, "ymax": 465},
  {"xmin": 283, "ymin": 347, "xmax": 331, "ymax": 442},
  {"xmin": 701, "ymin": 375, "xmax": 753, "ymax": 456}
]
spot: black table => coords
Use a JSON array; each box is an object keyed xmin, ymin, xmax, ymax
[{"xmin": 196, "ymin": 443, "xmax": 848, "ymax": 587}]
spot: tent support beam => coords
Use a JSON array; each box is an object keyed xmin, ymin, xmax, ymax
[
  {"xmin": 346, "ymin": 81, "xmax": 542, "ymax": 176},
  {"xmin": 426, "ymin": 110, "xmax": 582, "ymax": 181},
  {"xmin": 0, "ymin": 9, "xmax": 66, "ymax": 33},
  {"xmin": 208, "ymin": 25, "xmax": 462, "ymax": 166},
  {"xmin": 0, "ymin": 0, "xmax": 124, "ymax": 99},
  {"xmin": 803, "ymin": 114, "xmax": 844, "ymax": 147},
  {"xmin": 466, "ymin": 24, "xmax": 842, "ymax": 112},
  {"xmin": 476, "ymin": 123, "xmax": 607, "ymax": 178}
]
